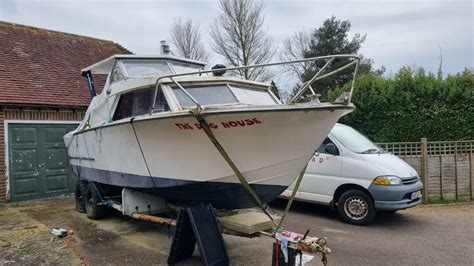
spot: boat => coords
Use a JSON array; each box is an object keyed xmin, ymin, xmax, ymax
[{"xmin": 64, "ymin": 50, "xmax": 360, "ymax": 209}]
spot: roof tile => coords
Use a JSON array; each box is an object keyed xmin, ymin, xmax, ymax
[{"xmin": 0, "ymin": 21, "xmax": 131, "ymax": 108}]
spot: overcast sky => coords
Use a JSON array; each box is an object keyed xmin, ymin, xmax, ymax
[{"xmin": 1, "ymin": 0, "xmax": 472, "ymax": 81}]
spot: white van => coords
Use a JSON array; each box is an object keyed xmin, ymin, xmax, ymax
[{"xmin": 282, "ymin": 123, "xmax": 423, "ymax": 225}]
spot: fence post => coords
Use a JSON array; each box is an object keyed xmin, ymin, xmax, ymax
[
  {"xmin": 454, "ymin": 142, "xmax": 458, "ymax": 200},
  {"xmin": 420, "ymin": 138, "xmax": 428, "ymax": 203}
]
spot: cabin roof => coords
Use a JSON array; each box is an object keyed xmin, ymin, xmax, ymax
[
  {"xmin": 160, "ymin": 75, "xmax": 270, "ymax": 88},
  {"xmin": 81, "ymin": 54, "xmax": 207, "ymax": 75}
]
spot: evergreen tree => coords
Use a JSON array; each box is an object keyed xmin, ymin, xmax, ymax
[{"xmin": 299, "ymin": 16, "xmax": 380, "ymax": 100}]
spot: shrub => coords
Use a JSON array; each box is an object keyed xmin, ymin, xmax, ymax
[{"xmin": 328, "ymin": 67, "xmax": 474, "ymax": 142}]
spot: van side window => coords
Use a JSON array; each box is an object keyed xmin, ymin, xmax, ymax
[
  {"xmin": 113, "ymin": 88, "xmax": 154, "ymax": 120},
  {"xmin": 317, "ymin": 138, "xmax": 339, "ymax": 155}
]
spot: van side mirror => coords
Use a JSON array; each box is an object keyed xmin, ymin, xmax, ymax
[{"xmin": 325, "ymin": 143, "xmax": 339, "ymax": 155}]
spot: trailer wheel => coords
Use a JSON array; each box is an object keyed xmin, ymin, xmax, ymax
[
  {"xmin": 337, "ymin": 189, "xmax": 375, "ymax": 225},
  {"xmin": 74, "ymin": 180, "xmax": 87, "ymax": 213},
  {"xmin": 84, "ymin": 182, "xmax": 105, "ymax": 220}
]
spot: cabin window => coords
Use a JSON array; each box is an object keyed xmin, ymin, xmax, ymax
[
  {"xmin": 113, "ymin": 88, "xmax": 154, "ymax": 120},
  {"xmin": 153, "ymin": 88, "xmax": 170, "ymax": 113},
  {"xmin": 172, "ymin": 85, "xmax": 238, "ymax": 108},
  {"xmin": 229, "ymin": 85, "xmax": 277, "ymax": 105},
  {"xmin": 122, "ymin": 60, "xmax": 173, "ymax": 77},
  {"xmin": 169, "ymin": 61, "xmax": 203, "ymax": 74},
  {"xmin": 110, "ymin": 65, "xmax": 125, "ymax": 83}
]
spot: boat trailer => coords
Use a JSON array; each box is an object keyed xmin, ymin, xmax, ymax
[{"xmin": 82, "ymin": 185, "xmax": 331, "ymax": 266}]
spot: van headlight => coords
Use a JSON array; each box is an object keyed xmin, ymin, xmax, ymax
[{"xmin": 372, "ymin": 175, "xmax": 402, "ymax": 186}]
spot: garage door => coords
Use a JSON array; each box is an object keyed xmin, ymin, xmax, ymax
[{"xmin": 8, "ymin": 123, "xmax": 78, "ymax": 202}]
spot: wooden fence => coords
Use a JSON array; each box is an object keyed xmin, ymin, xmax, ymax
[{"xmin": 377, "ymin": 139, "xmax": 474, "ymax": 203}]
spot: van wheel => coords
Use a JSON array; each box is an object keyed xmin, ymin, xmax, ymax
[
  {"xmin": 74, "ymin": 180, "xmax": 87, "ymax": 213},
  {"xmin": 84, "ymin": 182, "xmax": 105, "ymax": 220},
  {"xmin": 337, "ymin": 189, "xmax": 375, "ymax": 225}
]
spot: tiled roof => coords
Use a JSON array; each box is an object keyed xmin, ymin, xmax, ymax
[{"xmin": 0, "ymin": 21, "xmax": 131, "ymax": 108}]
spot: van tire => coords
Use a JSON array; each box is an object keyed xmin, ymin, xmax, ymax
[
  {"xmin": 337, "ymin": 189, "xmax": 375, "ymax": 225},
  {"xmin": 84, "ymin": 182, "xmax": 105, "ymax": 220}
]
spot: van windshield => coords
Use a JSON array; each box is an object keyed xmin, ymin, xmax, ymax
[{"xmin": 331, "ymin": 124, "xmax": 385, "ymax": 154}]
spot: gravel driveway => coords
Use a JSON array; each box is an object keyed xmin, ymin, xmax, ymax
[
  {"xmin": 1, "ymin": 197, "xmax": 473, "ymax": 265},
  {"xmin": 271, "ymin": 199, "xmax": 474, "ymax": 265}
]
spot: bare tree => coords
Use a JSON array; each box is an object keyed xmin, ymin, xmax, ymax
[
  {"xmin": 210, "ymin": 0, "xmax": 275, "ymax": 81},
  {"xmin": 279, "ymin": 30, "xmax": 311, "ymax": 80},
  {"xmin": 437, "ymin": 43, "xmax": 443, "ymax": 80},
  {"xmin": 170, "ymin": 18, "xmax": 209, "ymax": 62}
]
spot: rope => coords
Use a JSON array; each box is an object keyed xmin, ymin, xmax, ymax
[
  {"xmin": 130, "ymin": 118, "xmax": 157, "ymax": 188},
  {"xmin": 95, "ymin": 127, "xmax": 103, "ymax": 153},
  {"xmin": 82, "ymin": 134, "xmax": 95, "ymax": 171},
  {"xmin": 74, "ymin": 136, "xmax": 82, "ymax": 180},
  {"xmin": 277, "ymin": 164, "xmax": 308, "ymax": 229},
  {"xmin": 90, "ymin": 181, "xmax": 106, "ymax": 203},
  {"xmin": 193, "ymin": 112, "xmax": 277, "ymax": 226}
]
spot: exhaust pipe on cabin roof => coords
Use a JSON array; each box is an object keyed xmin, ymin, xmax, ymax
[{"xmin": 160, "ymin": 40, "xmax": 171, "ymax": 55}]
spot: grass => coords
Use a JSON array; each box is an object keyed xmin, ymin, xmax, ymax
[{"xmin": 427, "ymin": 198, "xmax": 472, "ymax": 205}]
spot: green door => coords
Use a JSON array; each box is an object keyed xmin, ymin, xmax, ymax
[{"xmin": 8, "ymin": 123, "xmax": 78, "ymax": 202}]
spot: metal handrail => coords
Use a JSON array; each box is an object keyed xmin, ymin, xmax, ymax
[{"xmin": 153, "ymin": 54, "xmax": 360, "ymax": 108}]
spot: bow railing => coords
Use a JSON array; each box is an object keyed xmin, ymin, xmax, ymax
[{"xmin": 153, "ymin": 54, "xmax": 360, "ymax": 109}]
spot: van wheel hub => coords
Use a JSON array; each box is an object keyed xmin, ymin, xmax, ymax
[{"xmin": 344, "ymin": 197, "xmax": 368, "ymax": 220}]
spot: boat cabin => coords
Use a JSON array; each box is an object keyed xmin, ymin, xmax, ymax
[{"xmin": 80, "ymin": 55, "xmax": 280, "ymax": 129}]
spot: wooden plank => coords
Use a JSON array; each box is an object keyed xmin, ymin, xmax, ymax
[
  {"xmin": 219, "ymin": 211, "xmax": 281, "ymax": 235},
  {"xmin": 403, "ymin": 157, "xmax": 422, "ymax": 175},
  {"xmin": 441, "ymin": 156, "xmax": 456, "ymax": 200},
  {"xmin": 456, "ymin": 154, "xmax": 471, "ymax": 200},
  {"xmin": 427, "ymin": 156, "xmax": 442, "ymax": 200}
]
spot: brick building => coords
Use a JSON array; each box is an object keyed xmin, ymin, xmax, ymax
[{"xmin": 0, "ymin": 21, "xmax": 130, "ymax": 202}]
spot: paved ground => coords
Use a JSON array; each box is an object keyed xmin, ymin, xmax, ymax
[
  {"xmin": 271, "ymin": 199, "xmax": 474, "ymax": 265},
  {"xmin": 0, "ymin": 197, "xmax": 473, "ymax": 265}
]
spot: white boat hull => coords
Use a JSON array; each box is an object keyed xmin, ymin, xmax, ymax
[{"xmin": 67, "ymin": 105, "xmax": 353, "ymax": 208}]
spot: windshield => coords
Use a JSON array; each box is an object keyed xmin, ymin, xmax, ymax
[
  {"xmin": 120, "ymin": 59, "xmax": 204, "ymax": 77},
  {"xmin": 172, "ymin": 83, "xmax": 277, "ymax": 108},
  {"xmin": 122, "ymin": 60, "xmax": 173, "ymax": 77},
  {"xmin": 170, "ymin": 61, "xmax": 204, "ymax": 74},
  {"xmin": 229, "ymin": 85, "xmax": 276, "ymax": 105},
  {"xmin": 330, "ymin": 124, "xmax": 385, "ymax": 154},
  {"xmin": 173, "ymin": 85, "xmax": 238, "ymax": 107}
]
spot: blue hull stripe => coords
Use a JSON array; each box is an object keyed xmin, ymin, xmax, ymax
[{"xmin": 72, "ymin": 165, "xmax": 286, "ymax": 209}]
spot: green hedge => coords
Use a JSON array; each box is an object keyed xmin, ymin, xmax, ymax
[{"xmin": 328, "ymin": 67, "xmax": 474, "ymax": 142}]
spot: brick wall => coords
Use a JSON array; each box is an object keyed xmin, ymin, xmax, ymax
[{"xmin": 0, "ymin": 106, "xmax": 85, "ymax": 202}]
